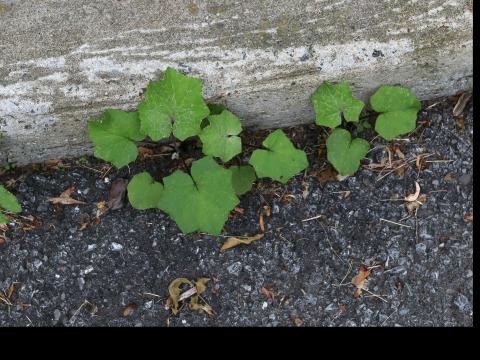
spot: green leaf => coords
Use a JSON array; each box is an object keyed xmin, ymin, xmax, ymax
[
  {"xmin": 207, "ymin": 103, "xmax": 227, "ymax": 115},
  {"xmin": 127, "ymin": 172, "xmax": 164, "ymax": 210},
  {"xmin": 0, "ymin": 212, "xmax": 7, "ymax": 224},
  {"xmin": 0, "ymin": 185, "xmax": 21, "ymax": 213},
  {"xmin": 158, "ymin": 156, "xmax": 239, "ymax": 235},
  {"xmin": 88, "ymin": 109, "xmax": 144, "ymax": 168},
  {"xmin": 138, "ymin": 67, "xmax": 210, "ymax": 141},
  {"xmin": 370, "ymin": 85, "xmax": 421, "ymax": 140},
  {"xmin": 249, "ymin": 129, "xmax": 308, "ymax": 184},
  {"xmin": 230, "ymin": 165, "xmax": 256, "ymax": 195},
  {"xmin": 199, "ymin": 110, "xmax": 242, "ymax": 162},
  {"xmin": 326, "ymin": 128, "xmax": 370, "ymax": 176},
  {"xmin": 310, "ymin": 81, "xmax": 364, "ymax": 128}
]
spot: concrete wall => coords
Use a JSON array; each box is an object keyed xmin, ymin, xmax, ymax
[{"xmin": 0, "ymin": 0, "xmax": 473, "ymax": 165}]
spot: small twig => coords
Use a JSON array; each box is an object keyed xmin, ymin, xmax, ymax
[
  {"xmin": 333, "ymin": 260, "xmax": 353, "ymax": 287},
  {"xmin": 362, "ymin": 288, "xmax": 389, "ymax": 303},
  {"xmin": 381, "ymin": 308, "xmax": 399, "ymax": 326},
  {"xmin": 301, "ymin": 214, "xmax": 325, "ymax": 222},
  {"xmin": 380, "ymin": 218, "xmax": 413, "ymax": 229}
]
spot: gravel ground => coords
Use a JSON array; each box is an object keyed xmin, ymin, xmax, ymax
[{"xmin": 0, "ymin": 97, "xmax": 473, "ymax": 327}]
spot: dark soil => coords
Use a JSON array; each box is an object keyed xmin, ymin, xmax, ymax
[{"xmin": 0, "ymin": 97, "xmax": 473, "ymax": 327}]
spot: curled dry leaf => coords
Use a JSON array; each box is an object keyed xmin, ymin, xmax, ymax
[
  {"xmin": 194, "ymin": 277, "xmax": 210, "ymax": 295},
  {"xmin": 314, "ymin": 165, "xmax": 338, "ymax": 188},
  {"xmin": 405, "ymin": 194, "xmax": 427, "ymax": 215},
  {"xmin": 263, "ymin": 205, "xmax": 271, "ymax": 218},
  {"xmin": 168, "ymin": 278, "xmax": 193, "ymax": 315},
  {"xmin": 394, "ymin": 145, "xmax": 405, "ymax": 160},
  {"xmin": 259, "ymin": 210, "xmax": 265, "ymax": 233},
  {"xmin": 122, "ymin": 303, "xmax": 136, "ymax": 317},
  {"xmin": 260, "ymin": 287, "xmax": 274, "ymax": 300},
  {"xmin": 405, "ymin": 181, "xmax": 421, "ymax": 202},
  {"xmin": 107, "ymin": 178, "xmax": 128, "ymax": 210},
  {"xmin": 293, "ymin": 318, "xmax": 304, "ymax": 326},
  {"xmin": 351, "ymin": 264, "xmax": 371, "ymax": 298},
  {"xmin": 48, "ymin": 186, "xmax": 86, "ymax": 205},
  {"xmin": 189, "ymin": 295, "xmax": 215, "ymax": 316},
  {"xmin": 220, "ymin": 233, "xmax": 264, "ymax": 252}
]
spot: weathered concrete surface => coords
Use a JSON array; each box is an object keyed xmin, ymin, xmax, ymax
[{"xmin": 0, "ymin": 0, "xmax": 473, "ymax": 165}]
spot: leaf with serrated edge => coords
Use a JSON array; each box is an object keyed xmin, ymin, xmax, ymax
[
  {"xmin": 138, "ymin": 67, "xmax": 210, "ymax": 141},
  {"xmin": 158, "ymin": 156, "xmax": 239, "ymax": 235},
  {"xmin": 326, "ymin": 128, "xmax": 370, "ymax": 176},
  {"xmin": 200, "ymin": 110, "xmax": 242, "ymax": 162},
  {"xmin": 88, "ymin": 109, "xmax": 144, "ymax": 168},
  {"xmin": 249, "ymin": 129, "xmax": 308, "ymax": 184},
  {"xmin": 370, "ymin": 85, "xmax": 421, "ymax": 140},
  {"xmin": 230, "ymin": 165, "xmax": 256, "ymax": 195},
  {"xmin": 127, "ymin": 172, "xmax": 164, "ymax": 210},
  {"xmin": 310, "ymin": 82, "xmax": 364, "ymax": 128}
]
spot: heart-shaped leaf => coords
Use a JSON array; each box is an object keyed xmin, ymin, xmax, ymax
[
  {"xmin": 310, "ymin": 82, "xmax": 364, "ymax": 128},
  {"xmin": 127, "ymin": 172, "xmax": 164, "ymax": 210},
  {"xmin": 199, "ymin": 110, "xmax": 242, "ymax": 162},
  {"xmin": 326, "ymin": 128, "xmax": 370, "ymax": 176},
  {"xmin": 88, "ymin": 109, "xmax": 145, "ymax": 168},
  {"xmin": 370, "ymin": 85, "xmax": 421, "ymax": 140},
  {"xmin": 138, "ymin": 67, "xmax": 210, "ymax": 141},
  {"xmin": 229, "ymin": 165, "xmax": 256, "ymax": 195},
  {"xmin": 158, "ymin": 156, "xmax": 239, "ymax": 235},
  {"xmin": 249, "ymin": 129, "xmax": 308, "ymax": 184},
  {"xmin": 0, "ymin": 185, "xmax": 21, "ymax": 223}
]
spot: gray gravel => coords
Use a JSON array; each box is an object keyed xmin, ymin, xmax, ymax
[{"xmin": 0, "ymin": 97, "xmax": 473, "ymax": 327}]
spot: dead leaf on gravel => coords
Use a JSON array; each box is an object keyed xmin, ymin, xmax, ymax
[
  {"xmin": 263, "ymin": 205, "xmax": 271, "ymax": 218},
  {"xmin": 464, "ymin": 213, "xmax": 473, "ymax": 222},
  {"xmin": 95, "ymin": 201, "xmax": 108, "ymax": 224},
  {"xmin": 260, "ymin": 287, "xmax": 274, "ymax": 300},
  {"xmin": 443, "ymin": 173, "xmax": 456, "ymax": 182},
  {"xmin": 293, "ymin": 317, "xmax": 304, "ymax": 326},
  {"xmin": 452, "ymin": 92, "xmax": 471, "ymax": 117},
  {"xmin": 314, "ymin": 165, "xmax": 338, "ymax": 188},
  {"xmin": 122, "ymin": 303, "xmax": 136, "ymax": 317},
  {"xmin": 220, "ymin": 233, "xmax": 264, "ymax": 252},
  {"xmin": 168, "ymin": 278, "xmax": 193, "ymax": 315},
  {"xmin": 44, "ymin": 159, "xmax": 63, "ymax": 168},
  {"xmin": 455, "ymin": 116, "xmax": 465, "ymax": 130},
  {"xmin": 195, "ymin": 278, "xmax": 210, "ymax": 295},
  {"xmin": 107, "ymin": 179, "xmax": 128, "ymax": 210},
  {"xmin": 234, "ymin": 207, "xmax": 244, "ymax": 215},
  {"xmin": 189, "ymin": 295, "xmax": 215, "ymax": 316},
  {"xmin": 259, "ymin": 210, "xmax": 265, "ymax": 233},
  {"xmin": 351, "ymin": 264, "xmax": 371, "ymax": 298},
  {"xmin": 406, "ymin": 194, "xmax": 427, "ymax": 215},
  {"xmin": 394, "ymin": 145, "xmax": 405, "ymax": 160},
  {"xmin": 338, "ymin": 304, "xmax": 346, "ymax": 313},
  {"xmin": 79, "ymin": 214, "xmax": 91, "ymax": 231},
  {"xmin": 137, "ymin": 146, "xmax": 154, "ymax": 159},
  {"xmin": 405, "ymin": 181, "xmax": 421, "ymax": 202},
  {"xmin": 48, "ymin": 186, "xmax": 86, "ymax": 205},
  {"xmin": 416, "ymin": 154, "xmax": 426, "ymax": 171}
]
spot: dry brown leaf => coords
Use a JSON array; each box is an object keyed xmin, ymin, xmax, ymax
[
  {"xmin": 293, "ymin": 318, "xmax": 304, "ymax": 326},
  {"xmin": 259, "ymin": 211, "xmax": 265, "ymax": 233},
  {"xmin": 48, "ymin": 186, "xmax": 86, "ymax": 205},
  {"xmin": 263, "ymin": 205, "xmax": 271, "ymax": 218},
  {"xmin": 452, "ymin": 92, "xmax": 472, "ymax": 117},
  {"xmin": 137, "ymin": 146, "xmax": 154, "ymax": 159},
  {"xmin": 6, "ymin": 283, "xmax": 19, "ymax": 301},
  {"xmin": 195, "ymin": 278, "xmax": 210, "ymax": 295},
  {"xmin": 302, "ymin": 181, "xmax": 310, "ymax": 200},
  {"xmin": 464, "ymin": 213, "xmax": 473, "ymax": 222},
  {"xmin": 107, "ymin": 179, "xmax": 128, "ymax": 210},
  {"xmin": 122, "ymin": 303, "xmax": 136, "ymax": 317},
  {"xmin": 281, "ymin": 194, "xmax": 296, "ymax": 203},
  {"xmin": 351, "ymin": 264, "xmax": 371, "ymax": 298},
  {"xmin": 220, "ymin": 233, "xmax": 264, "ymax": 252},
  {"xmin": 315, "ymin": 166, "xmax": 338, "ymax": 188},
  {"xmin": 234, "ymin": 207, "xmax": 244, "ymax": 215},
  {"xmin": 338, "ymin": 304, "xmax": 346, "ymax": 313},
  {"xmin": 95, "ymin": 201, "xmax": 108, "ymax": 224},
  {"xmin": 168, "ymin": 278, "xmax": 193, "ymax": 315},
  {"xmin": 405, "ymin": 181, "xmax": 421, "ymax": 202},
  {"xmin": 456, "ymin": 116, "xmax": 465, "ymax": 130},
  {"xmin": 395, "ymin": 166, "xmax": 405, "ymax": 177},
  {"xmin": 260, "ymin": 287, "xmax": 274, "ymax": 300},
  {"xmin": 189, "ymin": 295, "xmax": 215, "ymax": 316},
  {"xmin": 394, "ymin": 145, "xmax": 405, "ymax": 160},
  {"xmin": 416, "ymin": 154, "xmax": 425, "ymax": 170},
  {"xmin": 44, "ymin": 159, "xmax": 63, "ymax": 168},
  {"xmin": 406, "ymin": 194, "xmax": 427, "ymax": 215}
]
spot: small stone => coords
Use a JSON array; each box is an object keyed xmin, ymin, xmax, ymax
[
  {"xmin": 86, "ymin": 244, "xmax": 97, "ymax": 252},
  {"xmin": 144, "ymin": 300, "xmax": 153, "ymax": 309},
  {"xmin": 415, "ymin": 243, "xmax": 427, "ymax": 255},
  {"xmin": 454, "ymin": 293, "xmax": 470, "ymax": 312},
  {"xmin": 458, "ymin": 173, "xmax": 472, "ymax": 186},
  {"xmin": 78, "ymin": 277, "xmax": 85, "ymax": 290},
  {"xmin": 110, "ymin": 242, "xmax": 123, "ymax": 251},
  {"xmin": 241, "ymin": 284, "xmax": 252, "ymax": 292},
  {"xmin": 262, "ymin": 301, "xmax": 268, "ymax": 309},
  {"xmin": 53, "ymin": 309, "xmax": 62, "ymax": 322},
  {"xmin": 432, "ymin": 179, "xmax": 439, "ymax": 186},
  {"xmin": 83, "ymin": 266, "xmax": 94, "ymax": 275},
  {"xmin": 227, "ymin": 262, "xmax": 242, "ymax": 276}
]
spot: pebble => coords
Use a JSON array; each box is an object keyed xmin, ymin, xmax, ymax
[
  {"xmin": 454, "ymin": 294, "xmax": 470, "ymax": 312},
  {"xmin": 458, "ymin": 173, "xmax": 472, "ymax": 186},
  {"xmin": 53, "ymin": 309, "xmax": 62, "ymax": 322},
  {"xmin": 110, "ymin": 242, "xmax": 123, "ymax": 251},
  {"xmin": 227, "ymin": 262, "xmax": 242, "ymax": 276}
]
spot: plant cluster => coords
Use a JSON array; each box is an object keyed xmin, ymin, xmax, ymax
[
  {"xmin": 310, "ymin": 82, "xmax": 420, "ymax": 175},
  {"xmin": 88, "ymin": 67, "xmax": 308, "ymax": 235}
]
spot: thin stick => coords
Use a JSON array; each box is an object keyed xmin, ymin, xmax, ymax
[
  {"xmin": 302, "ymin": 214, "xmax": 325, "ymax": 222},
  {"xmin": 362, "ymin": 288, "xmax": 389, "ymax": 303},
  {"xmin": 380, "ymin": 218, "xmax": 413, "ymax": 229},
  {"xmin": 333, "ymin": 260, "xmax": 353, "ymax": 287},
  {"xmin": 381, "ymin": 308, "xmax": 399, "ymax": 326}
]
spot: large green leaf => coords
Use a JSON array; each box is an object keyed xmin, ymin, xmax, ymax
[
  {"xmin": 199, "ymin": 110, "xmax": 242, "ymax": 162},
  {"xmin": 0, "ymin": 185, "xmax": 21, "ymax": 223},
  {"xmin": 88, "ymin": 109, "xmax": 144, "ymax": 168},
  {"xmin": 230, "ymin": 165, "xmax": 256, "ymax": 195},
  {"xmin": 158, "ymin": 156, "xmax": 239, "ymax": 235},
  {"xmin": 310, "ymin": 82, "xmax": 364, "ymax": 128},
  {"xmin": 138, "ymin": 67, "xmax": 210, "ymax": 141},
  {"xmin": 249, "ymin": 129, "xmax": 308, "ymax": 184},
  {"xmin": 326, "ymin": 128, "xmax": 370, "ymax": 176},
  {"xmin": 127, "ymin": 172, "xmax": 164, "ymax": 210},
  {"xmin": 370, "ymin": 85, "xmax": 421, "ymax": 140}
]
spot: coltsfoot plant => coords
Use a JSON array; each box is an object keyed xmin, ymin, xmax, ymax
[
  {"xmin": 310, "ymin": 82, "xmax": 420, "ymax": 175},
  {"xmin": 0, "ymin": 185, "xmax": 21, "ymax": 224},
  {"xmin": 88, "ymin": 67, "xmax": 308, "ymax": 235},
  {"xmin": 88, "ymin": 67, "xmax": 420, "ymax": 235}
]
